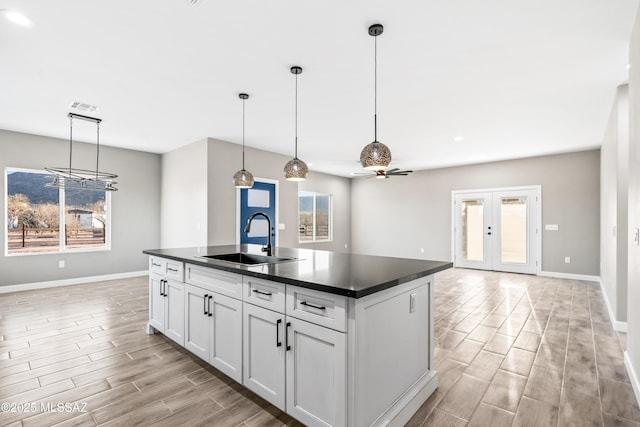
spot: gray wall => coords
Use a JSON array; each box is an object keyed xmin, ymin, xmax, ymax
[
  {"xmin": 600, "ymin": 85, "xmax": 629, "ymax": 323},
  {"xmin": 626, "ymin": 4, "xmax": 640, "ymax": 398},
  {"xmin": 159, "ymin": 137, "xmax": 352, "ymax": 251},
  {"xmin": 351, "ymin": 150, "xmax": 600, "ymax": 276},
  {"xmin": 206, "ymin": 138, "xmax": 299, "ymax": 248},
  {"xmin": 0, "ymin": 129, "xmax": 161, "ymax": 287},
  {"xmin": 161, "ymin": 139, "xmax": 208, "ymax": 248}
]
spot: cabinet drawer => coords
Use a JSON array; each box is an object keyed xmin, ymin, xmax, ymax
[
  {"xmin": 185, "ymin": 264, "xmax": 242, "ymax": 300},
  {"xmin": 286, "ymin": 286, "xmax": 347, "ymax": 332},
  {"xmin": 149, "ymin": 256, "xmax": 184, "ymax": 281},
  {"xmin": 243, "ymin": 277, "xmax": 285, "ymax": 313}
]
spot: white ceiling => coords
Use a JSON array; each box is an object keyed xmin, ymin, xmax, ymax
[{"xmin": 0, "ymin": 0, "xmax": 637, "ymax": 177}]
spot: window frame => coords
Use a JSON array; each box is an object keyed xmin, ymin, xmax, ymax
[
  {"xmin": 5, "ymin": 167, "xmax": 112, "ymax": 257},
  {"xmin": 298, "ymin": 190, "xmax": 333, "ymax": 243}
]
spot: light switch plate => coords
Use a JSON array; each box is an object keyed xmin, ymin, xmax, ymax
[
  {"xmin": 545, "ymin": 224, "xmax": 559, "ymax": 231},
  {"xmin": 278, "ymin": 223, "xmax": 285, "ymax": 230}
]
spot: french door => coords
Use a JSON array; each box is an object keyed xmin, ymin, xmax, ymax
[{"xmin": 453, "ymin": 187, "xmax": 540, "ymax": 274}]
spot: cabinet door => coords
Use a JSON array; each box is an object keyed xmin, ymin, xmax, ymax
[
  {"xmin": 210, "ymin": 293, "xmax": 243, "ymax": 383},
  {"xmin": 164, "ymin": 279, "xmax": 185, "ymax": 346},
  {"xmin": 286, "ymin": 318, "xmax": 346, "ymax": 427},
  {"xmin": 243, "ymin": 303, "xmax": 286, "ymax": 410},
  {"xmin": 184, "ymin": 284, "xmax": 210, "ymax": 361},
  {"xmin": 149, "ymin": 274, "xmax": 165, "ymax": 333}
]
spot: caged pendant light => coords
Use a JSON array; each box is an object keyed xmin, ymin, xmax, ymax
[
  {"xmin": 45, "ymin": 113, "xmax": 118, "ymax": 191},
  {"xmin": 360, "ymin": 23, "xmax": 392, "ymax": 171},
  {"xmin": 232, "ymin": 93, "xmax": 255, "ymax": 188},
  {"xmin": 283, "ymin": 66, "xmax": 309, "ymax": 181}
]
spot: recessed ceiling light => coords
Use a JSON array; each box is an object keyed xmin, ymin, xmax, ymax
[
  {"xmin": 2, "ymin": 10, "xmax": 31, "ymax": 26},
  {"xmin": 627, "ymin": 63, "xmax": 632, "ymax": 70},
  {"xmin": 453, "ymin": 136, "xmax": 464, "ymax": 142}
]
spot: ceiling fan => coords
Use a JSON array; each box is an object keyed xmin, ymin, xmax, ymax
[{"xmin": 353, "ymin": 168, "xmax": 414, "ymax": 179}]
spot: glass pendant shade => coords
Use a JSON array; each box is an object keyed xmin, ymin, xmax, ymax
[
  {"xmin": 360, "ymin": 141, "xmax": 391, "ymax": 171},
  {"xmin": 233, "ymin": 168, "xmax": 254, "ymax": 188},
  {"xmin": 283, "ymin": 157, "xmax": 308, "ymax": 181},
  {"xmin": 284, "ymin": 66, "xmax": 307, "ymax": 182}
]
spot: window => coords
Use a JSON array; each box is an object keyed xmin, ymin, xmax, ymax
[
  {"xmin": 6, "ymin": 168, "xmax": 110, "ymax": 255},
  {"xmin": 298, "ymin": 191, "xmax": 331, "ymax": 242}
]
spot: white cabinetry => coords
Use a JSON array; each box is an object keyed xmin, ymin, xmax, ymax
[
  {"xmin": 147, "ymin": 255, "xmax": 437, "ymax": 427},
  {"xmin": 148, "ymin": 257, "xmax": 184, "ymax": 346},
  {"xmin": 286, "ymin": 316, "xmax": 346, "ymax": 427},
  {"xmin": 184, "ymin": 266, "xmax": 243, "ymax": 383},
  {"xmin": 243, "ymin": 302, "xmax": 286, "ymax": 409},
  {"xmin": 242, "ymin": 277, "xmax": 346, "ymax": 427}
]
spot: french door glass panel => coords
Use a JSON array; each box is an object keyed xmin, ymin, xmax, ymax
[
  {"xmin": 462, "ymin": 200, "xmax": 485, "ymax": 262},
  {"xmin": 455, "ymin": 189, "xmax": 538, "ymax": 274},
  {"xmin": 499, "ymin": 197, "xmax": 527, "ymax": 264}
]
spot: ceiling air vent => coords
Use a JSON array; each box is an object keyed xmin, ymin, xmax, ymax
[
  {"xmin": 186, "ymin": 0, "xmax": 202, "ymax": 5},
  {"xmin": 69, "ymin": 101, "xmax": 99, "ymax": 113}
]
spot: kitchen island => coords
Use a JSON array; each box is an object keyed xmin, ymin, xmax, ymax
[{"xmin": 143, "ymin": 245, "xmax": 452, "ymax": 427}]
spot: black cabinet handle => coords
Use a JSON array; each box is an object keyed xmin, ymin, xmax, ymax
[
  {"xmin": 300, "ymin": 301, "xmax": 326, "ymax": 311},
  {"xmin": 152, "ymin": 262, "xmax": 161, "ymax": 267},
  {"xmin": 252, "ymin": 289, "xmax": 273, "ymax": 297},
  {"xmin": 204, "ymin": 294, "xmax": 209, "ymax": 315},
  {"xmin": 276, "ymin": 318, "xmax": 282, "ymax": 347},
  {"xmin": 160, "ymin": 280, "xmax": 166, "ymax": 297},
  {"xmin": 285, "ymin": 322, "xmax": 291, "ymax": 351},
  {"xmin": 208, "ymin": 296, "xmax": 213, "ymax": 317},
  {"xmin": 167, "ymin": 267, "xmax": 178, "ymax": 272},
  {"xmin": 164, "ymin": 280, "xmax": 168, "ymax": 297}
]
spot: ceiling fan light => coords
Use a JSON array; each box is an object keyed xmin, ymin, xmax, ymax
[
  {"xmin": 233, "ymin": 168, "xmax": 254, "ymax": 188},
  {"xmin": 284, "ymin": 157, "xmax": 309, "ymax": 181},
  {"xmin": 360, "ymin": 141, "xmax": 391, "ymax": 171}
]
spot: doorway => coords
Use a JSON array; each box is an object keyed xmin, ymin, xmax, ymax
[
  {"xmin": 452, "ymin": 186, "xmax": 540, "ymax": 274},
  {"xmin": 237, "ymin": 180, "xmax": 278, "ymax": 247}
]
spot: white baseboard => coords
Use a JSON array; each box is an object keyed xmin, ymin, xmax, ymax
[
  {"xmin": 625, "ymin": 351, "xmax": 640, "ymax": 408},
  {"xmin": 597, "ymin": 278, "xmax": 628, "ymax": 332},
  {"xmin": 0, "ymin": 271, "xmax": 148, "ymax": 294},
  {"xmin": 538, "ymin": 271, "xmax": 600, "ymax": 282}
]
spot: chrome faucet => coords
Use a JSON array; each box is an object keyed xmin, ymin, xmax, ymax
[{"xmin": 244, "ymin": 212, "xmax": 272, "ymax": 256}]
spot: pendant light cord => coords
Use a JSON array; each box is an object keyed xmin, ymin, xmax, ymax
[
  {"xmin": 96, "ymin": 122, "xmax": 100, "ymax": 180},
  {"xmin": 295, "ymin": 71, "xmax": 298, "ymax": 159},
  {"xmin": 242, "ymin": 97, "xmax": 246, "ymax": 169},
  {"xmin": 374, "ymin": 34, "xmax": 378, "ymax": 143},
  {"xmin": 68, "ymin": 116, "xmax": 73, "ymax": 175}
]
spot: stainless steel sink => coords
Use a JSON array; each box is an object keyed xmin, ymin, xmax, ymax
[{"xmin": 200, "ymin": 252, "xmax": 295, "ymax": 265}]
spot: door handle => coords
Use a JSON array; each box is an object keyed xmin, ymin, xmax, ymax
[
  {"xmin": 276, "ymin": 318, "xmax": 282, "ymax": 347},
  {"xmin": 285, "ymin": 322, "xmax": 291, "ymax": 351},
  {"xmin": 300, "ymin": 301, "xmax": 326, "ymax": 310},
  {"xmin": 204, "ymin": 294, "xmax": 209, "ymax": 315},
  {"xmin": 208, "ymin": 296, "xmax": 213, "ymax": 317}
]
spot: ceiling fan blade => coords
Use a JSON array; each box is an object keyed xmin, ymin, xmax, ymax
[
  {"xmin": 387, "ymin": 170, "xmax": 413, "ymax": 175},
  {"xmin": 386, "ymin": 168, "xmax": 400, "ymax": 173}
]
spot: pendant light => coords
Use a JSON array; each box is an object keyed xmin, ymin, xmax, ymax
[
  {"xmin": 283, "ymin": 66, "xmax": 309, "ymax": 181},
  {"xmin": 232, "ymin": 93, "xmax": 255, "ymax": 188},
  {"xmin": 45, "ymin": 113, "xmax": 118, "ymax": 191},
  {"xmin": 360, "ymin": 23, "xmax": 391, "ymax": 171}
]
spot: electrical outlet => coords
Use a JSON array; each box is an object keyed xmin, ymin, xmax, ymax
[
  {"xmin": 344, "ymin": 243, "xmax": 348, "ymax": 249},
  {"xmin": 59, "ymin": 260, "xmax": 65, "ymax": 268},
  {"xmin": 564, "ymin": 257, "xmax": 571, "ymax": 264},
  {"xmin": 420, "ymin": 248, "xmax": 425, "ymax": 253}
]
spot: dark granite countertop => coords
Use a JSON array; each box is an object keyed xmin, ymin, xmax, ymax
[{"xmin": 143, "ymin": 245, "xmax": 452, "ymax": 298}]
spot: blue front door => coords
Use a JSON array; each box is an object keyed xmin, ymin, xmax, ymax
[{"xmin": 240, "ymin": 181, "xmax": 276, "ymax": 247}]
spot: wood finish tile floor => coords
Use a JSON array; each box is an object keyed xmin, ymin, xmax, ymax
[{"xmin": 0, "ymin": 270, "xmax": 637, "ymax": 426}]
